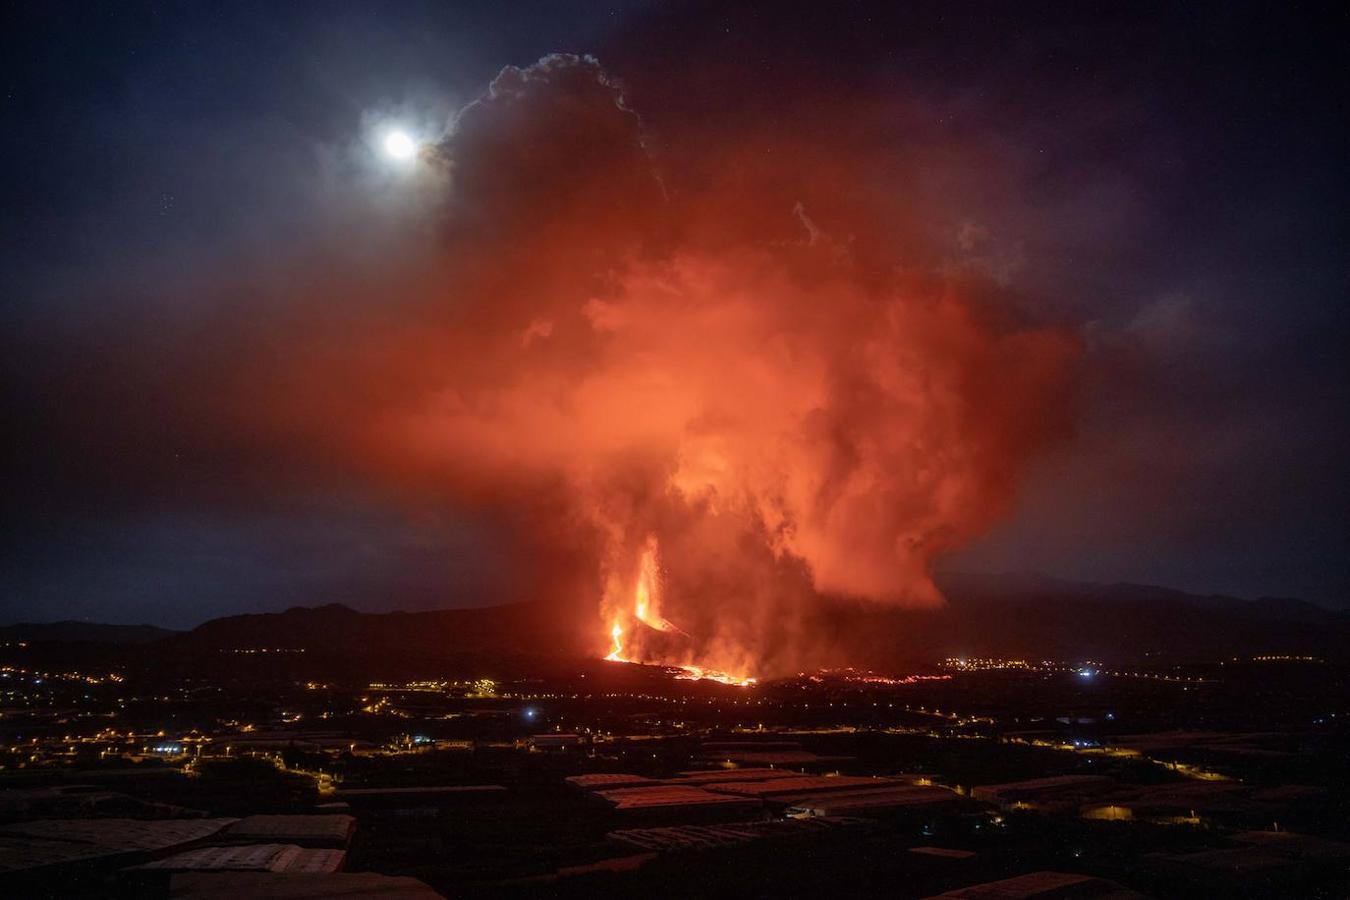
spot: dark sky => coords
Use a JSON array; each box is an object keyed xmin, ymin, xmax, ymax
[{"xmin": 3, "ymin": 1, "xmax": 1347, "ymax": 627}]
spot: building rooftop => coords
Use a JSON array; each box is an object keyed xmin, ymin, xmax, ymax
[
  {"xmin": 705, "ymin": 776, "xmax": 900, "ymax": 798},
  {"xmin": 667, "ymin": 768, "xmax": 801, "ymax": 785},
  {"xmin": 784, "ymin": 785, "xmax": 958, "ymax": 817},
  {"xmin": 0, "ymin": 817, "xmax": 236, "ymax": 865},
  {"xmin": 594, "ymin": 785, "xmax": 762, "ymax": 812},
  {"xmin": 608, "ymin": 816, "xmax": 868, "ymax": 853},
  {"xmin": 222, "ymin": 815, "xmax": 356, "ymax": 848},
  {"xmin": 909, "ymin": 846, "xmax": 977, "ymax": 860},
  {"xmin": 565, "ymin": 773, "xmax": 659, "ymax": 790},
  {"xmin": 133, "ymin": 844, "xmax": 346, "ymax": 874},
  {"xmin": 925, "ymin": 870, "xmax": 1147, "ymax": 898},
  {"xmin": 164, "ymin": 871, "xmax": 442, "ymax": 899}
]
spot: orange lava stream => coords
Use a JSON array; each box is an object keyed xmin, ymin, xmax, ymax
[
  {"xmin": 670, "ymin": 664, "xmax": 757, "ymax": 687},
  {"xmin": 602, "ymin": 539, "xmax": 756, "ymax": 686},
  {"xmin": 604, "ymin": 622, "xmax": 625, "ymax": 662}
]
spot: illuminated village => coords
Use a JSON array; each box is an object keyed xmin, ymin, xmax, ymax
[{"xmin": 1, "ymin": 621, "xmax": 1346, "ymax": 898}]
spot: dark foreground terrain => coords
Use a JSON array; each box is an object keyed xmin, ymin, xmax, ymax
[{"xmin": 1, "ymin": 617, "xmax": 1346, "ymax": 898}]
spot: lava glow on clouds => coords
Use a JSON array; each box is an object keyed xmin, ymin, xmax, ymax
[{"xmin": 242, "ymin": 55, "xmax": 1080, "ymax": 679}]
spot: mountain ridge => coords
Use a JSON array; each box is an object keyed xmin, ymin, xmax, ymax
[
  {"xmin": 5, "ymin": 575, "xmax": 1345, "ymax": 667},
  {"xmin": 0, "ymin": 621, "xmax": 179, "ymax": 644}
]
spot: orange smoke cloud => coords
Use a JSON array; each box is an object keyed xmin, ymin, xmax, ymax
[{"xmin": 254, "ymin": 55, "xmax": 1080, "ymax": 677}]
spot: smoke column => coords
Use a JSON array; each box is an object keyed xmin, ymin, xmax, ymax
[{"xmin": 259, "ymin": 55, "xmax": 1080, "ymax": 678}]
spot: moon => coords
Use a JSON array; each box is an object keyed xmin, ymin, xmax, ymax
[{"xmin": 383, "ymin": 129, "xmax": 417, "ymax": 161}]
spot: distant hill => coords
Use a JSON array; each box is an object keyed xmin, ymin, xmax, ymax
[
  {"xmin": 0, "ymin": 621, "xmax": 179, "ymax": 644},
  {"xmin": 936, "ymin": 570, "xmax": 1343, "ymax": 625},
  {"xmin": 840, "ymin": 572, "xmax": 1350, "ymax": 665},
  {"xmin": 156, "ymin": 600, "xmax": 591, "ymax": 675},
  {"xmin": 15, "ymin": 575, "xmax": 1344, "ymax": 674}
]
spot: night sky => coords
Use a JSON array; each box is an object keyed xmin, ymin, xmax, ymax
[{"xmin": 3, "ymin": 1, "xmax": 1347, "ymax": 628}]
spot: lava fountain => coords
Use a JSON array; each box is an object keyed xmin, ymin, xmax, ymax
[{"xmin": 603, "ymin": 536, "xmax": 756, "ymax": 686}]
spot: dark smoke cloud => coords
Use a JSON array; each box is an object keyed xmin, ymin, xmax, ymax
[{"xmin": 184, "ymin": 54, "xmax": 1078, "ymax": 676}]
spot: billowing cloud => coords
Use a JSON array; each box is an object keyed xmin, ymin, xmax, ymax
[{"xmin": 220, "ymin": 55, "xmax": 1078, "ymax": 677}]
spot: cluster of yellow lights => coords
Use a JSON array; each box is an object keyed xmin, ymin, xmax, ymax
[
  {"xmin": 1, "ymin": 665, "xmax": 122, "ymax": 685},
  {"xmin": 365, "ymin": 678, "xmax": 499, "ymax": 695},
  {"xmin": 226, "ymin": 647, "xmax": 306, "ymax": 654},
  {"xmin": 942, "ymin": 657, "xmax": 1033, "ymax": 671},
  {"xmin": 939, "ymin": 657, "xmax": 1209, "ymax": 684}
]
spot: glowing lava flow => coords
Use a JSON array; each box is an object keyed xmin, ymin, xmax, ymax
[
  {"xmin": 602, "ymin": 537, "xmax": 755, "ymax": 686},
  {"xmin": 670, "ymin": 664, "xmax": 757, "ymax": 687},
  {"xmin": 604, "ymin": 622, "xmax": 624, "ymax": 662}
]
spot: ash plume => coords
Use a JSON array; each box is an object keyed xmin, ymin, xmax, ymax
[{"xmin": 253, "ymin": 53, "xmax": 1079, "ymax": 678}]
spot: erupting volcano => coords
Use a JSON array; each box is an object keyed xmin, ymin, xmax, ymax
[
  {"xmin": 235, "ymin": 54, "xmax": 1079, "ymax": 680},
  {"xmin": 603, "ymin": 537, "xmax": 757, "ymax": 686}
]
